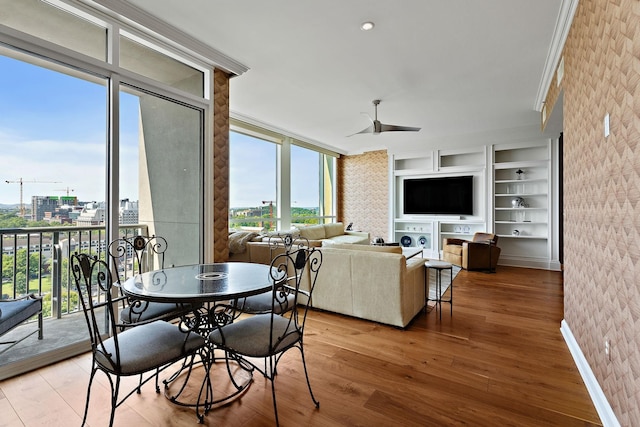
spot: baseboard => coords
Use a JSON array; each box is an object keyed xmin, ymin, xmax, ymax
[
  {"xmin": 0, "ymin": 341, "xmax": 91, "ymax": 381},
  {"xmin": 560, "ymin": 320, "xmax": 620, "ymax": 427},
  {"xmin": 498, "ymin": 256, "xmax": 561, "ymax": 271}
]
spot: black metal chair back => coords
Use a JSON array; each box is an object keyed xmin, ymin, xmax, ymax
[
  {"xmin": 71, "ymin": 252, "xmax": 206, "ymax": 426},
  {"xmin": 108, "ymin": 235, "xmax": 167, "ymax": 283},
  {"xmin": 238, "ymin": 233, "xmax": 304, "ymax": 314},
  {"xmin": 107, "ymin": 235, "xmax": 193, "ymax": 325},
  {"xmin": 71, "ymin": 253, "xmax": 125, "ymax": 371},
  {"xmin": 209, "ymin": 239, "xmax": 323, "ymax": 426}
]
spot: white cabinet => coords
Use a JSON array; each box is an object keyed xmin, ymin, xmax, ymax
[
  {"xmin": 394, "ymin": 219, "xmax": 434, "ymax": 253},
  {"xmin": 394, "ymin": 219, "xmax": 486, "ymax": 259}
]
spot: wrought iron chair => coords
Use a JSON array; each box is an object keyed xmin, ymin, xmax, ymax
[
  {"xmin": 71, "ymin": 252, "xmax": 206, "ymax": 427},
  {"xmin": 108, "ymin": 235, "xmax": 196, "ymax": 326},
  {"xmin": 237, "ymin": 233, "xmax": 299, "ymax": 314},
  {"xmin": 209, "ymin": 241, "xmax": 322, "ymax": 426},
  {"xmin": 0, "ymin": 293, "xmax": 43, "ymax": 355}
]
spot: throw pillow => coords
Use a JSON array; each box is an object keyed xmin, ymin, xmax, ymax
[{"xmin": 229, "ymin": 231, "xmax": 259, "ymax": 254}]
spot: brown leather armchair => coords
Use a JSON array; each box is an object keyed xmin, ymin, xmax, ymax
[{"xmin": 442, "ymin": 232, "xmax": 501, "ymax": 270}]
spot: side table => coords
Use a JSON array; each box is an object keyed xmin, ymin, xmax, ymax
[{"xmin": 424, "ymin": 260, "xmax": 453, "ymax": 320}]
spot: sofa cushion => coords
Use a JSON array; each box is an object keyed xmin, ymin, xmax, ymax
[
  {"xmin": 325, "ymin": 242, "xmax": 402, "ymax": 254},
  {"xmin": 323, "ymin": 222, "xmax": 344, "ymax": 238},
  {"xmin": 298, "ymin": 224, "xmax": 326, "ymax": 240},
  {"xmin": 263, "ymin": 228, "xmax": 300, "ymax": 238},
  {"xmin": 323, "ymin": 235, "xmax": 369, "ymax": 245}
]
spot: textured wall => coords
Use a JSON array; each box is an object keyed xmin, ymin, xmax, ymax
[
  {"xmin": 213, "ymin": 69, "xmax": 230, "ymax": 261},
  {"xmin": 338, "ymin": 150, "xmax": 388, "ymax": 242},
  {"xmin": 548, "ymin": 1, "xmax": 640, "ymax": 424}
]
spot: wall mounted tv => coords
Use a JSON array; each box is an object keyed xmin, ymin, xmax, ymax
[{"xmin": 403, "ymin": 175, "xmax": 473, "ymax": 215}]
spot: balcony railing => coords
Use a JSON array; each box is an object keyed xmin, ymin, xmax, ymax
[{"xmin": 0, "ymin": 224, "xmax": 149, "ymax": 321}]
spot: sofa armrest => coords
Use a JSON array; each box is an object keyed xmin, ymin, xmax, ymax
[
  {"xmin": 443, "ymin": 237, "xmax": 467, "ymax": 246},
  {"xmin": 462, "ymin": 241, "xmax": 502, "ymax": 270},
  {"xmin": 345, "ymin": 230, "xmax": 370, "ymax": 240}
]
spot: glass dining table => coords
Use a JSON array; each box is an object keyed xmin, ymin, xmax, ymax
[{"xmin": 121, "ymin": 262, "xmax": 280, "ymax": 420}]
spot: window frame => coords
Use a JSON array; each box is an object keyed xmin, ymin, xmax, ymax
[{"xmin": 229, "ymin": 121, "xmax": 338, "ymax": 231}]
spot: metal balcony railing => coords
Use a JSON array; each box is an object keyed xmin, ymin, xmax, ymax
[{"xmin": 0, "ymin": 224, "xmax": 149, "ymax": 321}]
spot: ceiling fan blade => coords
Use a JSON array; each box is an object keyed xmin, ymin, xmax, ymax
[
  {"xmin": 347, "ymin": 100, "xmax": 420, "ymax": 136},
  {"xmin": 347, "ymin": 123, "xmax": 375, "ymax": 137},
  {"xmin": 379, "ymin": 123, "xmax": 421, "ymax": 133}
]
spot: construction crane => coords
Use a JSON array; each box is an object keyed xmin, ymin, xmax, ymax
[
  {"xmin": 5, "ymin": 178, "xmax": 61, "ymax": 217},
  {"xmin": 261, "ymin": 200, "xmax": 275, "ymax": 231},
  {"xmin": 261, "ymin": 200, "xmax": 275, "ymax": 218},
  {"xmin": 55, "ymin": 187, "xmax": 75, "ymax": 197},
  {"xmin": 55, "ymin": 187, "xmax": 77, "ymax": 206}
]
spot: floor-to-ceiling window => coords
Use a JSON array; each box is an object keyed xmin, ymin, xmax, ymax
[
  {"xmin": 291, "ymin": 144, "xmax": 324, "ymax": 225},
  {"xmin": 229, "ymin": 122, "xmax": 337, "ymax": 231},
  {"xmin": 229, "ymin": 131, "xmax": 277, "ymax": 231},
  {"xmin": 0, "ymin": 0, "xmax": 210, "ymax": 374}
]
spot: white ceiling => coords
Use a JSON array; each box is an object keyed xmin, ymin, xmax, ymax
[{"xmin": 126, "ymin": 0, "xmax": 562, "ymax": 155}]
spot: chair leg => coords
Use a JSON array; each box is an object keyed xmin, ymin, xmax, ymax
[
  {"xmin": 298, "ymin": 344, "xmax": 319, "ymax": 408},
  {"xmin": 81, "ymin": 367, "xmax": 97, "ymax": 426},
  {"xmin": 270, "ymin": 375, "xmax": 280, "ymax": 427},
  {"xmin": 109, "ymin": 375, "xmax": 121, "ymax": 427},
  {"xmin": 37, "ymin": 311, "xmax": 43, "ymax": 340}
]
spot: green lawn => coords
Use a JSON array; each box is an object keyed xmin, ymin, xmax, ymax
[{"xmin": 2, "ymin": 276, "xmax": 54, "ymax": 297}]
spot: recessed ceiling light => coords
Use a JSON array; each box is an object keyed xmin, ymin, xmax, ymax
[{"xmin": 361, "ymin": 21, "xmax": 375, "ymax": 31}]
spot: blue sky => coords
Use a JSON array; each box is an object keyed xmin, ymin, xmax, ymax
[
  {"xmin": 0, "ymin": 53, "xmax": 319, "ymax": 209},
  {"xmin": 0, "ymin": 54, "xmax": 139, "ymax": 205}
]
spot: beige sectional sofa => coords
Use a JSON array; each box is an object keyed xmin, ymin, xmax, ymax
[
  {"xmin": 228, "ymin": 222, "xmax": 369, "ymax": 263},
  {"xmin": 310, "ymin": 244, "xmax": 425, "ymax": 328},
  {"xmin": 295, "ymin": 222, "xmax": 370, "ymax": 246},
  {"xmin": 229, "ymin": 236, "xmax": 426, "ymax": 328}
]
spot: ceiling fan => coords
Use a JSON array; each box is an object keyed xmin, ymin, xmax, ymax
[{"xmin": 349, "ymin": 99, "xmax": 421, "ymax": 136}]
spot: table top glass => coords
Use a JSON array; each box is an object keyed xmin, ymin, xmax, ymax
[{"xmin": 122, "ymin": 262, "xmax": 277, "ymax": 303}]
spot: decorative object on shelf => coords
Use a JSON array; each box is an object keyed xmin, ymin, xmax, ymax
[
  {"xmin": 372, "ymin": 236, "xmax": 385, "ymax": 245},
  {"xmin": 463, "ymin": 225, "xmax": 471, "ymax": 234},
  {"xmin": 512, "ymin": 229, "xmax": 520, "ymax": 236},
  {"xmin": 516, "ymin": 169, "xmax": 525, "ymax": 180},
  {"xmin": 400, "ymin": 235, "xmax": 412, "ymax": 247},
  {"xmin": 511, "ymin": 197, "xmax": 526, "ymax": 208},
  {"xmin": 454, "ymin": 225, "xmax": 462, "ymax": 233},
  {"xmin": 417, "ymin": 235, "xmax": 428, "ymax": 247}
]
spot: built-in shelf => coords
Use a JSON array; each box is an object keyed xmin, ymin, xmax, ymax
[
  {"xmin": 391, "ymin": 141, "xmax": 556, "ymax": 269},
  {"xmin": 493, "ymin": 142, "xmax": 551, "ymax": 264}
]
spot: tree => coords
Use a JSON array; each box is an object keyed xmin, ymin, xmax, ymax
[{"xmin": 2, "ymin": 249, "xmax": 43, "ymax": 295}]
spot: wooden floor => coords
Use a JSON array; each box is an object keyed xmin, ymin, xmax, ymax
[{"xmin": 0, "ymin": 266, "xmax": 602, "ymax": 426}]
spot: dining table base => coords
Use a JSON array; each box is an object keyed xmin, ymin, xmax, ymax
[{"xmin": 163, "ymin": 349, "xmax": 254, "ymax": 422}]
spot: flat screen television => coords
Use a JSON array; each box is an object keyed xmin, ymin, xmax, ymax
[{"xmin": 403, "ymin": 175, "xmax": 473, "ymax": 215}]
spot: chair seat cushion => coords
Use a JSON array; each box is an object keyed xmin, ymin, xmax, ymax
[
  {"xmin": 241, "ymin": 292, "xmax": 294, "ymax": 314},
  {"xmin": 0, "ymin": 298, "xmax": 42, "ymax": 336},
  {"xmin": 120, "ymin": 301, "xmax": 196, "ymax": 324},
  {"xmin": 209, "ymin": 314, "xmax": 300, "ymax": 357},
  {"xmin": 96, "ymin": 321, "xmax": 205, "ymax": 374}
]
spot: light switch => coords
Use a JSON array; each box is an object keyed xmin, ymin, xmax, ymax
[{"xmin": 604, "ymin": 113, "xmax": 610, "ymax": 138}]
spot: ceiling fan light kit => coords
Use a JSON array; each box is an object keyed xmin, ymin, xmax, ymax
[{"xmin": 349, "ymin": 99, "xmax": 421, "ymax": 136}]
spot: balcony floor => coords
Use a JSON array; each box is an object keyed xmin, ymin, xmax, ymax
[{"xmin": 0, "ymin": 312, "xmax": 89, "ymax": 373}]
